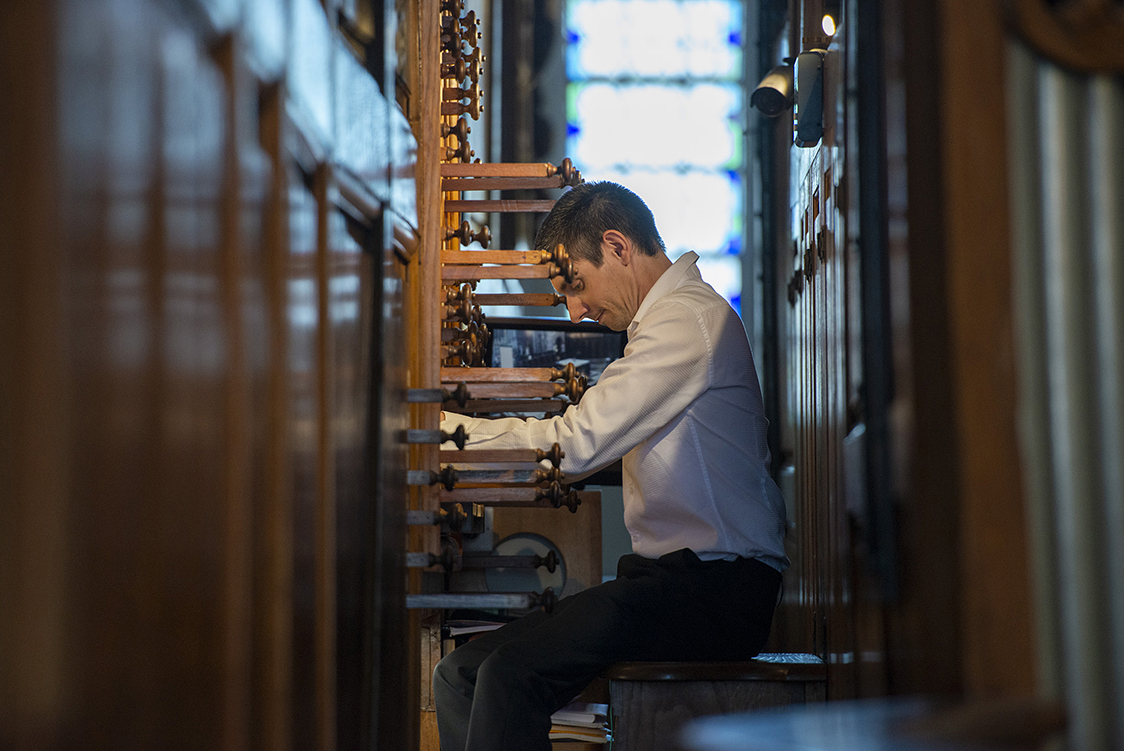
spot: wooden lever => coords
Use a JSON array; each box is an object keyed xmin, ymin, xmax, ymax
[
  {"xmin": 472, "ymin": 292, "xmax": 566, "ymax": 307},
  {"xmin": 405, "ymin": 425, "xmax": 467, "ymax": 449},
  {"xmin": 441, "ymin": 158, "xmax": 580, "ymax": 183},
  {"xmin": 441, "ymin": 363, "xmax": 578, "ymax": 383},
  {"xmin": 407, "ymin": 382, "xmax": 470, "ymax": 408},
  {"xmin": 441, "ymin": 173, "xmax": 582, "ymax": 191},
  {"xmin": 439, "ymin": 482, "xmax": 580, "ymax": 512},
  {"xmin": 444, "ymin": 283, "xmax": 567, "ymax": 312},
  {"xmin": 440, "ymin": 443, "xmax": 565, "ymax": 467},
  {"xmin": 444, "ymin": 199, "xmax": 555, "ymax": 213},
  {"xmin": 452, "ymin": 466, "xmax": 564, "ymax": 487},
  {"xmin": 441, "ymin": 244, "xmax": 568, "ymax": 267},
  {"xmin": 445, "ymin": 220, "xmax": 491, "ymax": 247},
  {"xmin": 440, "ymin": 259, "xmax": 574, "ymax": 283},
  {"xmin": 445, "ymin": 379, "xmax": 584, "ymax": 402}
]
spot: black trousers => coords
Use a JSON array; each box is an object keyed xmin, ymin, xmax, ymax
[{"xmin": 433, "ymin": 548, "xmax": 782, "ymax": 751}]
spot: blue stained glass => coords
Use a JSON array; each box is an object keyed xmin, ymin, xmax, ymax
[
  {"xmin": 587, "ymin": 168, "xmax": 742, "ymax": 256},
  {"xmin": 565, "ymin": 0, "xmax": 748, "ymax": 315},
  {"xmin": 570, "ymin": 83, "xmax": 740, "ymax": 169},
  {"xmin": 567, "ymin": 0, "xmax": 742, "ymax": 79}
]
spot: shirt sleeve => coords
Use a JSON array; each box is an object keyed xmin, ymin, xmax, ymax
[{"xmin": 440, "ymin": 298, "xmax": 714, "ymax": 479}]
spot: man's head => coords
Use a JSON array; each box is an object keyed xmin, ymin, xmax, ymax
[
  {"xmin": 534, "ymin": 181, "xmax": 666, "ymax": 267},
  {"xmin": 535, "ymin": 182, "xmax": 672, "ymax": 330}
]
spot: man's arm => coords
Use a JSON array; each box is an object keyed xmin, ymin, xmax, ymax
[{"xmin": 440, "ymin": 299, "xmax": 714, "ymax": 478}]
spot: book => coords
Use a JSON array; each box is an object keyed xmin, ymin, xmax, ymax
[{"xmin": 549, "ymin": 702, "xmax": 610, "ymax": 744}]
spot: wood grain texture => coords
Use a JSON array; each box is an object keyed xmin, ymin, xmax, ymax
[
  {"xmin": 609, "ymin": 680, "xmax": 816, "ymax": 751},
  {"xmin": 492, "ymin": 492, "xmax": 603, "ymax": 597},
  {"xmin": 937, "ymin": 0, "xmax": 1035, "ymax": 696}
]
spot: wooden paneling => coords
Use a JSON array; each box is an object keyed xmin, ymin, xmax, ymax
[
  {"xmin": 934, "ymin": 0, "xmax": 1034, "ymax": 695},
  {"xmin": 766, "ymin": 0, "xmax": 1037, "ymax": 706},
  {"xmin": 0, "ymin": 0, "xmax": 412, "ymax": 747}
]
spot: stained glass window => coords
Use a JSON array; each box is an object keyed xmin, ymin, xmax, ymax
[{"xmin": 566, "ymin": 0, "xmax": 746, "ymax": 313}]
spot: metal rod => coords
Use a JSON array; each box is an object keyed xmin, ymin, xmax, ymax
[
  {"xmin": 407, "ymin": 466, "xmax": 459, "ymax": 490},
  {"xmin": 406, "ymin": 552, "xmax": 438, "ymax": 568},
  {"xmin": 405, "ymin": 590, "xmax": 556, "ymax": 611},
  {"xmin": 405, "ymin": 425, "xmax": 467, "ymax": 449},
  {"xmin": 407, "ymin": 383, "xmax": 470, "ymax": 407}
]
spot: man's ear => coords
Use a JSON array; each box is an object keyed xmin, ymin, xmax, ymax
[{"xmin": 602, "ymin": 229, "xmax": 631, "ymax": 265}]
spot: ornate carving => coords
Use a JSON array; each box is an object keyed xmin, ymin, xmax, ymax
[{"xmin": 1007, "ymin": 0, "xmax": 1124, "ymax": 73}]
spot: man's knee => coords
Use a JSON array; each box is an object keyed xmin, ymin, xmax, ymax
[
  {"xmin": 475, "ymin": 645, "xmax": 550, "ymax": 702},
  {"xmin": 434, "ymin": 649, "xmax": 472, "ymax": 699}
]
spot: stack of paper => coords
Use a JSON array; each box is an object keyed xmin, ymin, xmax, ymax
[{"xmin": 549, "ymin": 702, "xmax": 610, "ymax": 744}]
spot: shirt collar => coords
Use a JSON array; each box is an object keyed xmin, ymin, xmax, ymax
[{"xmin": 628, "ymin": 251, "xmax": 700, "ymax": 335}]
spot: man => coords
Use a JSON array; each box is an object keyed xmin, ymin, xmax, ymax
[{"xmin": 434, "ymin": 182, "xmax": 788, "ymax": 751}]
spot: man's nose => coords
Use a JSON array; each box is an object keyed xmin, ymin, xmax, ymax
[{"xmin": 566, "ymin": 296, "xmax": 586, "ymax": 324}]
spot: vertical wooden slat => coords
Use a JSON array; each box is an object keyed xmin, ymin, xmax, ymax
[
  {"xmin": 409, "ymin": 0, "xmax": 443, "ymax": 747},
  {"xmin": 0, "ymin": 1, "xmax": 69, "ymax": 745},
  {"xmin": 937, "ymin": 0, "xmax": 1035, "ymax": 696},
  {"xmin": 257, "ymin": 80, "xmax": 295, "ymax": 751},
  {"xmin": 214, "ymin": 34, "xmax": 253, "ymax": 751},
  {"xmin": 416, "ymin": 0, "xmax": 442, "ymax": 545},
  {"xmin": 313, "ymin": 165, "xmax": 337, "ymax": 751},
  {"xmin": 288, "ymin": 156, "xmax": 322, "ymax": 751}
]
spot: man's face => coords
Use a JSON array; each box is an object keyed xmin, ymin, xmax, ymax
[{"xmin": 552, "ymin": 248, "xmax": 632, "ymax": 331}]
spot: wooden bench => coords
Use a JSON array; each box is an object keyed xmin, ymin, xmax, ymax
[{"xmin": 602, "ymin": 653, "xmax": 826, "ymax": 751}]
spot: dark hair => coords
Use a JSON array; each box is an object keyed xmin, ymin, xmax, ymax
[{"xmin": 533, "ymin": 181, "xmax": 666, "ymax": 267}]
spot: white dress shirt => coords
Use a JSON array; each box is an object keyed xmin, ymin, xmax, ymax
[{"xmin": 441, "ymin": 252, "xmax": 789, "ymax": 571}]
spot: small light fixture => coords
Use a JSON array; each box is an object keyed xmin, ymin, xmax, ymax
[
  {"xmin": 822, "ymin": 14, "xmax": 836, "ymax": 36},
  {"xmin": 750, "ymin": 63, "xmax": 795, "ymax": 118}
]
